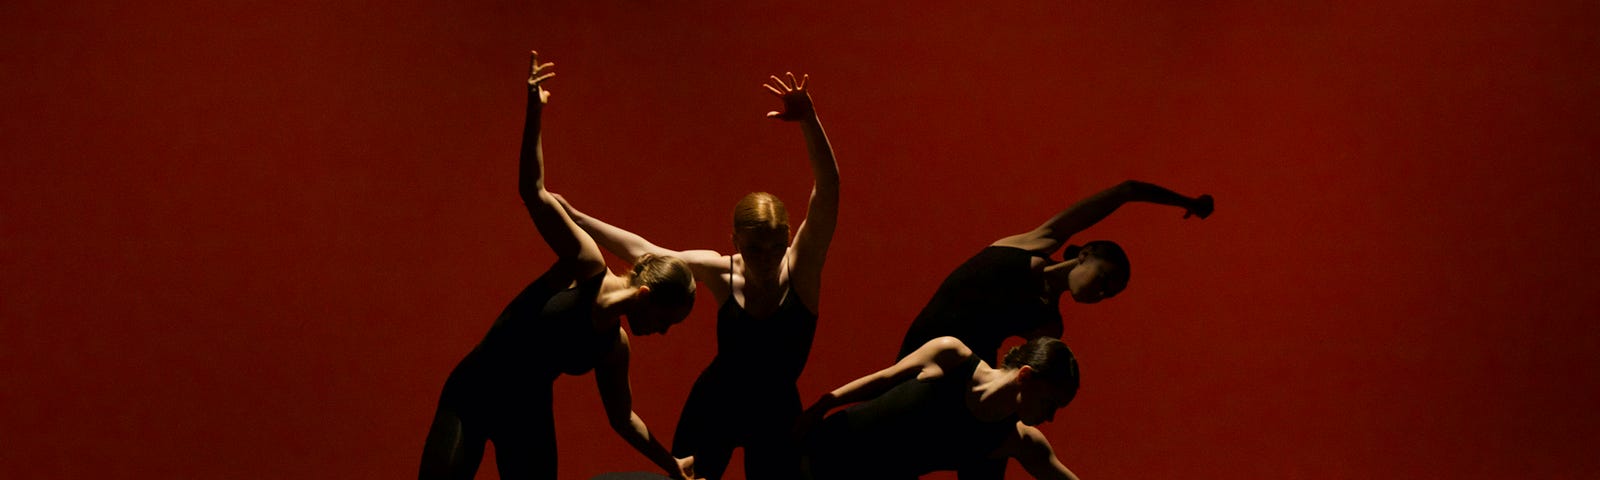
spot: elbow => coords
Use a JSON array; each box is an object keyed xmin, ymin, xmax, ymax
[
  {"xmin": 519, "ymin": 183, "xmax": 548, "ymax": 206},
  {"xmin": 607, "ymin": 418, "xmax": 632, "ymax": 436},
  {"xmin": 605, "ymin": 410, "xmax": 636, "ymax": 434},
  {"xmin": 1112, "ymin": 180, "xmax": 1149, "ymax": 200}
]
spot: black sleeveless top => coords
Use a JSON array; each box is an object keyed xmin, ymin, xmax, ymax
[
  {"xmin": 899, "ymin": 246, "xmax": 1061, "ymax": 365},
  {"xmin": 469, "ymin": 272, "xmax": 617, "ymax": 377},
  {"xmin": 806, "ymin": 356, "xmax": 1016, "ymax": 477},
  {"xmin": 706, "ymin": 257, "xmax": 817, "ymax": 384}
]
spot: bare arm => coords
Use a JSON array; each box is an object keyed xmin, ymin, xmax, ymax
[
  {"xmin": 1001, "ymin": 424, "xmax": 1080, "ymax": 480},
  {"xmin": 797, "ymin": 337, "xmax": 972, "ymax": 436},
  {"xmin": 553, "ymin": 194, "xmax": 732, "ymax": 295},
  {"xmin": 595, "ymin": 331, "xmax": 700, "ymax": 479},
  {"xmin": 516, "ymin": 51, "xmax": 605, "ymax": 279},
  {"xmin": 993, "ymin": 180, "xmax": 1214, "ymax": 255},
  {"xmin": 551, "ymin": 193, "xmax": 680, "ymax": 261},
  {"xmin": 764, "ymin": 73, "xmax": 839, "ymax": 313}
]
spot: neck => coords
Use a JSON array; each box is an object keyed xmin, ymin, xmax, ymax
[
  {"xmin": 969, "ymin": 363, "xmax": 1022, "ymax": 420},
  {"xmin": 1040, "ymin": 258, "xmax": 1076, "ymax": 299},
  {"xmin": 593, "ymin": 272, "xmax": 634, "ymax": 322},
  {"xmin": 739, "ymin": 257, "xmax": 783, "ymax": 288}
]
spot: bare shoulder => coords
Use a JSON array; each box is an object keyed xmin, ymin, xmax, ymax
[
  {"xmin": 909, "ymin": 336, "xmax": 975, "ymax": 379},
  {"xmin": 924, "ymin": 336, "xmax": 974, "ymax": 361},
  {"xmin": 991, "ymin": 233, "xmax": 1059, "ymax": 257}
]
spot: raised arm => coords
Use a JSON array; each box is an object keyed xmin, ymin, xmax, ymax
[
  {"xmin": 764, "ymin": 72, "xmax": 839, "ymax": 313},
  {"xmin": 595, "ymin": 332, "xmax": 701, "ymax": 480},
  {"xmin": 993, "ymin": 180, "xmax": 1214, "ymax": 255},
  {"xmin": 516, "ymin": 51, "xmax": 605, "ymax": 279}
]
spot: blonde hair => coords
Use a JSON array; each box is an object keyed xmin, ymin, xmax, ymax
[
  {"xmin": 630, "ymin": 253, "xmax": 696, "ymax": 307},
  {"xmin": 733, "ymin": 192, "xmax": 789, "ymax": 234}
]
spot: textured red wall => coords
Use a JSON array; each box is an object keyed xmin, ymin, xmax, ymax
[{"xmin": 6, "ymin": 2, "xmax": 1598, "ymax": 479}]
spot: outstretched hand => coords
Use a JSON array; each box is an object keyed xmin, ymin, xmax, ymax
[
  {"xmin": 527, "ymin": 50, "xmax": 555, "ymax": 104},
  {"xmin": 1184, "ymin": 194, "xmax": 1215, "ymax": 219},
  {"xmin": 763, "ymin": 72, "xmax": 814, "ymax": 121}
]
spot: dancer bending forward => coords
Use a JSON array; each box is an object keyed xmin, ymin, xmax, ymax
[
  {"xmin": 798, "ymin": 336, "xmax": 1083, "ymax": 480},
  {"xmin": 417, "ymin": 51, "xmax": 700, "ymax": 480}
]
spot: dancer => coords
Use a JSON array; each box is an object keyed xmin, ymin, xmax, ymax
[
  {"xmin": 894, "ymin": 181, "xmax": 1210, "ymax": 479},
  {"xmin": 417, "ymin": 51, "xmax": 700, "ymax": 480},
  {"xmin": 798, "ymin": 337, "xmax": 1083, "ymax": 480},
  {"xmin": 558, "ymin": 72, "xmax": 838, "ymax": 480},
  {"xmin": 899, "ymin": 181, "xmax": 1214, "ymax": 364}
]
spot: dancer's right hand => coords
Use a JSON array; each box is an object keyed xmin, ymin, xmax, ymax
[{"xmin": 1184, "ymin": 194, "xmax": 1215, "ymax": 219}]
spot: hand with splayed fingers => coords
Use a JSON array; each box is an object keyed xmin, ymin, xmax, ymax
[
  {"xmin": 763, "ymin": 72, "xmax": 814, "ymax": 121},
  {"xmin": 527, "ymin": 50, "xmax": 555, "ymax": 105}
]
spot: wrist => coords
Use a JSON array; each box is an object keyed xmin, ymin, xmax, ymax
[{"xmin": 813, "ymin": 392, "xmax": 839, "ymax": 411}]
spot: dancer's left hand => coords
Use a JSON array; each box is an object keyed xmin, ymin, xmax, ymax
[
  {"xmin": 672, "ymin": 456, "xmax": 701, "ymax": 480},
  {"xmin": 527, "ymin": 50, "xmax": 555, "ymax": 104},
  {"xmin": 1184, "ymin": 194, "xmax": 1214, "ymax": 219}
]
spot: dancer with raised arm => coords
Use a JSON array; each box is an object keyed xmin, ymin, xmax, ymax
[
  {"xmin": 897, "ymin": 180, "xmax": 1211, "ymax": 479},
  {"xmin": 558, "ymin": 72, "xmax": 838, "ymax": 480},
  {"xmin": 797, "ymin": 337, "xmax": 1083, "ymax": 480},
  {"xmin": 417, "ymin": 51, "xmax": 700, "ymax": 480},
  {"xmin": 900, "ymin": 181, "xmax": 1214, "ymax": 364}
]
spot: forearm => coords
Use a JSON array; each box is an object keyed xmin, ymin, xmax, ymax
[
  {"xmin": 1031, "ymin": 180, "xmax": 1195, "ymax": 242},
  {"xmin": 1120, "ymin": 180, "xmax": 1196, "ymax": 208},
  {"xmin": 1011, "ymin": 426, "xmax": 1080, "ymax": 480},
  {"xmin": 611, "ymin": 412, "xmax": 682, "ymax": 478},
  {"xmin": 1021, "ymin": 457, "xmax": 1079, "ymax": 480},
  {"xmin": 517, "ymin": 95, "xmax": 546, "ymax": 203},
  {"xmin": 565, "ymin": 205, "xmax": 668, "ymax": 261},
  {"xmin": 798, "ymin": 115, "xmax": 840, "ymax": 196}
]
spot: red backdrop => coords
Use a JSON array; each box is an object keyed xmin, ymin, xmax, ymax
[{"xmin": 5, "ymin": 1, "xmax": 1598, "ymax": 478}]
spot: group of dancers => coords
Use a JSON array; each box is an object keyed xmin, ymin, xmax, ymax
[{"xmin": 418, "ymin": 51, "xmax": 1215, "ymax": 480}]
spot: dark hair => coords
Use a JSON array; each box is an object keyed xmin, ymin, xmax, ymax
[
  {"xmin": 630, "ymin": 253, "xmax": 696, "ymax": 308},
  {"xmin": 1002, "ymin": 337, "xmax": 1080, "ymax": 405},
  {"xmin": 1064, "ymin": 240, "xmax": 1130, "ymax": 296}
]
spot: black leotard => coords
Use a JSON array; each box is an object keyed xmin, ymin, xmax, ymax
[
  {"xmin": 898, "ymin": 246, "xmax": 1061, "ymax": 366},
  {"xmin": 802, "ymin": 356, "xmax": 1016, "ymax": 480},
  {"xmin": 671, "ymin": 258, "xmax": 817, "ymax": 480},
  {"xmin": 422, "ymin": 271, "xmax": 616, "ymax": 480}
]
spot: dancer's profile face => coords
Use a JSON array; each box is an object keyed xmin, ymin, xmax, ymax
[
  {"xmin": 1016, "ymin": 374, "xmax": 1074, "ymax": 426},
  {"xmin": 1066, "ymin": 258, "xmax": 1124, "ymax": 304},
  {"xmin": 627, "ymin": 299, "xmax": 692, "ymax": 336}
]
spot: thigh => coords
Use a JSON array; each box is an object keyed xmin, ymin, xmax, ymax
[
  {"xmin": 744, "ymin": 436, "xmax": 802, "ymax": 480},
  {"xmin": 743, "ymin": 399, "xmax": 803, "ymax": 480},
  {"xmin": 418, "ymin": 404, "xmax": 487, "ymax": 480},
  {"xmin": 672, "ymin": 376, "xmax": 738, "ymax": 479},
  {"xmin": 490, "ymin": 385, "xmax": 558, "ymax": 480}
]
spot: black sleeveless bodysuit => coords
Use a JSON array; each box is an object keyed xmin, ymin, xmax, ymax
[
  {"xmin": 898, "ymin": 246, "xmax": 1062, "ymax": 365},
  {"xmin": 438, "ymin": 271, "xmax": 616, "ymax": 431},
  {"xmin": 671, "ymin": 258, "xmax": 818, "ymax": 480},
  {"xmin": 802, "ymin": 356, "xmax": 1017, "ymax": 480}
]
